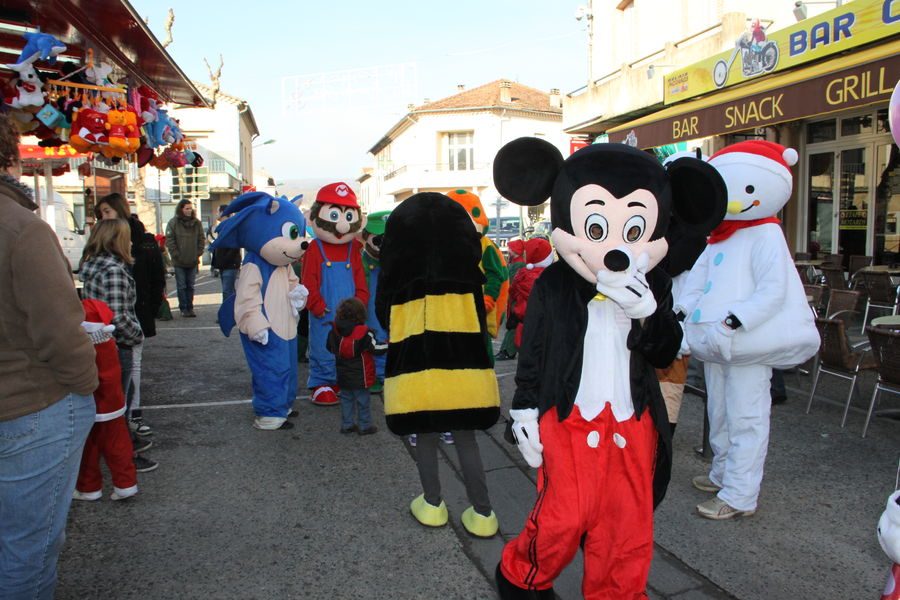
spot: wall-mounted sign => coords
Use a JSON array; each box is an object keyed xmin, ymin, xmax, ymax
[
  {"xmin": 840, "ymin": 209, "xmax": 868, "ymax": 230},
  {"xmin": 18, "ymin": 144, "xmax": 89, "ymax": 160},
  {"xmin": 664, "ymin": 0, "xmax": 900, "ymax": 105},
  {"xmin": 609, "ymin": 51, "xmax": 899, "ymax": 148}
]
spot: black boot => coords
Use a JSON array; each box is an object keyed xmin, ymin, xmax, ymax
[
  {"xmin": 495, "ymin": 350, "xmax": 516, "ymax": 361},
  {"xmin": 669, "ymin": 422, "xmax": 677, "ymax": 438},
  {"xmin": 495, "ymin": 563, "xmax": 554, "ymax": 599}
]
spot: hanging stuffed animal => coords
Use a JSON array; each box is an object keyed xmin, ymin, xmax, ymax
[
  {"xmin": 105, "ymin": 108, "xmax": 130, "ymax": 156},
  {"xmin": 17, "ymin": 31, "xmax": 67, "ymax": 64},
  {"xmin": 4, "ymin": 56, "xmax": 46, "ymax": 110},
  {"xmin": 679, "ymin": 141, "xmax": 819, "ymax": 521},
  {"xmin": 211, "ymin": 192, "xmax": 310, "ymax": 430},
  {"xmin": 123, "ymin": 106, "xmax": 141, "ymax": 153},
  {"xmin": 69, "ymin": 107, "xmax": 108, "ymax": 153},
  {"xmin": 301, "ymin": 182, "xmax": 369, "ymax": 407},
  {"xmin": 85, "ymin": 61, "xmax": 114, "ymax": 88},
  {"xmin": 446, "ymin": 190, "xmax": 509, "ymax": 339},
  {"xmin": 491, "ymin": 137, "xmax": 727, "ymax": 599},
  {"xmin": 879, "ymin": 491, "xmax": 900, "ymax": 599}
]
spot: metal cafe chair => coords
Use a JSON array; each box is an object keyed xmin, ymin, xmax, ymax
[
  {"xmin": 821, "ymin": 265, "xmax": 847, "ymax": 290},
  {"xmin": 804, "ymin": 284, "xmax": 827, "ymax": 316},
  {"xmin": 825, "ymin": 289, "xmax": 861, "ymax": 322},
  {"xmin": 824, "ymin": 253, "xmax": 845, "ymax": 268},
  {"xmin": 849, "ymin": 254, "xmax": 874, "ymax": 289},
  {"xmin": 860, "ymin": 271, "xmax": 900, "ymax": 333},
  {"xmin": 863, "ymin": 325, "xmax": 900, "ymax": 438},
  {"xmin": 806, "ymin": 317, "xmax": 877, "ymax": 427}
]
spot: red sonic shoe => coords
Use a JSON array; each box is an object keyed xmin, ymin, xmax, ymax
[{"xmin": 310, "ymin": 385, "xmax": 339, "ymax": 406}]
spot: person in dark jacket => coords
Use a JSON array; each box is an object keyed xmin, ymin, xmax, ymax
[
  {"xmin": 326, "ymin": 297, "xmax": 386, "ymax": 435},
  {"xmin": 210, "ymin": 205, "xmax": 242, "ymax": 302},
  {"xmin": 165, "ymin": 199, "xmax": 205, "ymax": 317}
]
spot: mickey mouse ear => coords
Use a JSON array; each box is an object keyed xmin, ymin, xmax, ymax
[{"xmin": 493, "ymin": 137, "xmax": 564, "ymax": 207}]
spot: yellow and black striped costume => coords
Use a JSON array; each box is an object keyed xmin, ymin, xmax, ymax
[{"xmin": 375, "ymin": 193, "xmax": 500, "ymax": 436}]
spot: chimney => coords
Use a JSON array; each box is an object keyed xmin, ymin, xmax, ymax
[
  {"xmin": 457, "ymin": 84, "xmax": 465, "ymax": 92},
  {"xmin": 407, "ymin": 103, "xmax": 415, "ymax": 112},
  {"xmin": 549, "ymin": 88, "xmax": 561, "ymax": 109},
  {"xmin": 499, "ymin": 80, "xmax": 512, "ymax": 104}
]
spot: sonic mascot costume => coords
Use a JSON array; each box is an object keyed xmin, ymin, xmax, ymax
[
  {"xmin": 302, "ymin": 182, "xmax": 369, "ymax": 406},
  {"xmin": 492, "ymin": 138, "xmax": 727, "ymax": 599},
  {"xmin": 211, "ymin": 192, "xmax": 310, "ymax": 431},
  {"xmin": 360, "ymin": 210, "xmax": 391, "ymax": 393}
]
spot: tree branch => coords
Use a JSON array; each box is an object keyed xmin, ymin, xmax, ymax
[
  {"xmin": 203, "ymin": 54, "xmax": 224, "ymax": 108},
  {"xmin": 161, "ymin": 8, "xmax": 175, "ymax": 49}
]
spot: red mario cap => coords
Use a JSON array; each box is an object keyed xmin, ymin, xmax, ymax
[{"xmin": 315, "ymin": 182, "xmax": 358, "ymax": 209}]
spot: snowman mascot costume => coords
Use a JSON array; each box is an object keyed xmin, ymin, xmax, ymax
[{"xmin": 679, "ymin": 140, "xmax": 819, "ymax": 520}]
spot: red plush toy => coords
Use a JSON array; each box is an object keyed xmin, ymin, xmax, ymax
[{"xmin": 69, "ymin": 107, "xmax": 108, "ymax": 153}]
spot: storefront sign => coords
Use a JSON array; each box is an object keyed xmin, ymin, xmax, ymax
[
  {"xmin": 569, "ymin": 136, "xmax": 591, "ymax": 155},
  {"xmin": 840, "ymin": 209, "xmax": 868, "ymax": 230},
  {"xmin": 664, "ymin": 0, "xmax": 900, "ymax": 105},
  {"xmin": 609, "ymin": 53, "xmax": 899, "ymax": 148},
  {"xmin": 18, "ymin": 144, "xmax": 89, "ymax": 160}
]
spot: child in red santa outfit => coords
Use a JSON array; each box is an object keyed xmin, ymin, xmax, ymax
[
  {"xmin": 72, "ymin": 299, "xmax": 138, "ymax": 502},
  {"xmin": 508, "ymin": 237, "xmax": 553, "ymax": 349}
]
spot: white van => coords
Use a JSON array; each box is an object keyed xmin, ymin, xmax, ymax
[{"xmin": 41, "ymin": 194, "xmax": 86, "ymax": 272}]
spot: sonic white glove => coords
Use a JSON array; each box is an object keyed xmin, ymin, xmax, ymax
[
  {"xmin": 251, "ymin": 328, "xmax": 269, "ymax": 346},
  {"xmin": 594, "ymin": 251, "xmax": 657, "ymax": 319},
  {"xmin": 289, "ymin": 284, "xmax": 310, "ymax": 317},
  {"xmin": 509, "ymin": 407, "xmax": 543, "ymax": 469}
]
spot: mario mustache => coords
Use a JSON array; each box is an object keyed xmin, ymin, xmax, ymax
[{"xmin": 314, "ymin": 216, "xmax": 363, "ymax": 239}]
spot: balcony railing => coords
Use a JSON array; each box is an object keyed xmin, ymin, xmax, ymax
[{"xmin": 383, "ymin": 162, "xmax": 490, "ymax": 179}]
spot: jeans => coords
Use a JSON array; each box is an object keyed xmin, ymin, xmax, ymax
[
  {"xmin": 0, "ymin": 393, "xmax": 95, "ymax": 599},
  {"xmin": 126, "ymin": 343, "xmax": 143, "ymax": 418},
  {"xmin": 174, "ymin": 266, "xmax": 197, "ymax": 312},
  {"xmin": 220, "ymin": 268, "xmax": 238, "ymax": 302},
  {"xmin": 339, "ymin": 388, "xmax": 372, "ymax": 430},
  {"xmin": 118, "ymin": 346, "xmax": 134, "ymax": 406}
]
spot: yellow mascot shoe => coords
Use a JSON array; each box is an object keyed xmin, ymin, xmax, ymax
[
  {"xmin": 410, "ymin": 494, "xmax": 448, "ymax": 527},
  {"xmin": 461, "ymin": 506, "xmax": 499, "ymax": 538}
]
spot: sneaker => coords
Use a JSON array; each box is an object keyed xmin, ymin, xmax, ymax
[
  {"xmin": 495, "ymin": 350, "xmax": 516, "ymax": 361},
  {"xmin": 72, "ymin": 489, "xmax": 102, "ymax": 501},
  {"xmin": 184, "ymin": 310, "xmax": 197, "ymax": 318},
  {"xmin": 132, "ymin": 438, "xmax": 153, "ymax": 454},
  {"xmin": 691, "ymin": 475, "xmax": 722, "ymax": 493},
  {"xmin": 134, "ymin": 455, "xmax": 159, "ymax": 473},
  {"xmin": 408, "ymin": 434, "xmax": 417, "ymax": 447},
  {"xmin": 358, "ymin": 425, "xmax": 378, "ymax": 436},
  {"xmin": 110, "ymin": 487, "xmax": 138, "ymax": 501},
  {"xmin": 340, "ymin": 424, "xmax": 358, "ymax": 434},
  {"xmin": 129, "ymin": 417, "xmax": 153, "ymax": 437},
  {"xmin": 440, "ymin": 432, "xmax": 454, "ymax": 445},
  {"xmin": 696, "ymin": 496, "xmax": 755, "ymax": 520}
]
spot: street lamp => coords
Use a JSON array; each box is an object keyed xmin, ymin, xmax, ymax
[
  {"xmin": 793, "ymin": 1, "xmax": 842, "ymax": 21},
  {"xmin": 647, "ymin": 64, "xmax": 676, "ymax": 80},
  {"xmin": 253, "ymin": 138, "xmax": 276, "ymax": 148}
]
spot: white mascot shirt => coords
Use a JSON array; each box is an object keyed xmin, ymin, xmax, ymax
[{"xmin": 680, "ymin": 142, "xmax": 820, "ymax": 369}]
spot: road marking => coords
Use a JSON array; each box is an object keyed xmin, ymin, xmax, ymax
[
  {"xmin": 156, "ymin": 326, "xmax": 221, "ymax": 331},
  {"xmin": 142, "ymin": 395, "xmax": 312, "ymax": 410}
]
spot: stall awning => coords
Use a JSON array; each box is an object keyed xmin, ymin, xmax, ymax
[
  {"xmin": 606, "ymin": 39, "xmax": 900, "ymax": 149},
  {"xmin": 0, "ymin": 0, "xmax": 207, "ymax": 107}
]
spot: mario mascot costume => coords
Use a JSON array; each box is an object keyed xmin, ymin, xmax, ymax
[
  {"xmin": 446, "ymin": 189, "xmax": 509, "ymax": 339},
  {"xmin": 492, "ymin": 137, "xmax": 727, "ymax": 599},
  {"xmin": 302, "ymin": 183, "xmax": 369, "ymax": 406},
  {"xmin": 679, "ymin": 141, "xmax": 819, "ymax": 519},
  {"xmin": 376, "ymin": 192, "xmax": 501, "ymax": 538},
  {"xmin": 211, "ymin": 192, "xmax": 310, "ymax": 431},
  {"xmin": 360, "ymin": 210, "xmax": 391, "ymax": 393}
]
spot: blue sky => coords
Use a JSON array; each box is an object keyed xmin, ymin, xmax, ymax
[{"xmin": 132, "ymin": 1, "xmax": 586, "ymax": 181}]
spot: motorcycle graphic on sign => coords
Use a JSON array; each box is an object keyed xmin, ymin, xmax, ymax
[{"xmin": 712, "ymin": 18, "xmax": 779, "ymax": 88}]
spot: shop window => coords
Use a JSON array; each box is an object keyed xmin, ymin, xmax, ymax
[
  {"xmin": 841, "ymin": 114, "xmax": 874, "ymax": 137},
  {"xmin": 874, "ymin": 142, "xmax": 900, "ymax": 265},
  {"xmin": 877, "ymin": 109, "xmax": 890, "ymax": 135},
  {"xmin": 807, "ymin": 119, "xmax": 836, "ymax": 144}
]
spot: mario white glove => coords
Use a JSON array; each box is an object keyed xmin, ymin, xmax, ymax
[
  {"xmin": 594, "ymin": 251, "xmax": 657, "ymax": 319},
  {"xmin": 289, "ymin": 284, "xmax": 309, "ymax": 318},
  {"xmin": 251, "ymin": 328, "xmax": 269, "ymax": 346},
  {"xmin": 509, "ymin": 407, "xmax": 543, "ymax": 469},
  {"xmin": 81, "ymin": 321, "xmax": 116, "ymax": 344}
]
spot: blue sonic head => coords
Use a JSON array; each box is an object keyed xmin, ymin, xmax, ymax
[{"xmin": 210, "ymin": 192, "xmax": 308, "ymax": 267}]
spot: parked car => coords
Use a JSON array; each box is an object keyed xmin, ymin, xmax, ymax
[
  {"xmin": 42, "ymin": 193, "xmax": 86, "ymax": 272},
  {"xmin": 488, "ymin": 216, "xmax": 523, "ymax": 256}
]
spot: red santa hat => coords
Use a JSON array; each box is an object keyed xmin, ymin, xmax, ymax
[
  {"xmin": 315, "ymin": 182, "xmax": 359, "ymax": 209},
  {"xmin": 709, "ymin": 140, "xmax": 798, "ymax": 188},
  {"xmin": 508, "ymin": 239, "xmax": 525, "ymax": 258},
  {"xmin": 525, "ymin": 238, "xmax": 553, "ymax": 270}
]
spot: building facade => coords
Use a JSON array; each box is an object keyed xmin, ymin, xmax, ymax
[{"xmin": 361, "ymin": 80, "xmax": 570, "ymax": 244}]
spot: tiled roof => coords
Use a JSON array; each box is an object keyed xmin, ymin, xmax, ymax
[
  {"xmin": 191, "ymin": 81, "xmax": 247, "ymax": 107},
  {"xmin": 414, "ymin": 80, "xmax": 561, "ymax": 114}
]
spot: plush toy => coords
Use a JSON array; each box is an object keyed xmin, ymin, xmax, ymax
[
  {"xmin": 446, "ymin": 190, "xmax": 509, "ymax": 339},
  {"xmin": 655, "ymin": 150, "xmax": 727, "ymax": 435},
  {"xmin": 17, "ymin": 32, "xmax": 67, "ymax": 64},
  {"xmin": 508, "ymin": 237, "xmax": 553, "ymax": 348},
  {"xmin": 679, "ymin": 141, "xmax": 819, "ymax": 521},
  {"xmin": 69, "ymin": 107, "xmax": 108, "ymax": 152},
  {"xmin": 123, "ymin": 107, "xmax": 141, "ymax": 153},
  {"xmin": 211, "ymin": 192, "xmax": 310, "ymax": 430},
  {"xmin": 491, "ymin": 137, "xmax": 727, "ymax": 599},
  {"xmin": 105, "ymin": 108, "xmax": 130, "ymax": 155},
  {"xmin": 360, "ymin": 209, "xmax": 391, "ymax": 392},
  {"xmin": 85, "ymin": 62, "xmax": 114, "ymax": 88},
  {"xmin": 4, "ymin": 57, "xmax": 46, "ymax": 109},
  {"xmin": 376, "ymin": 192, "xmax": 501, "ymax": 537},
  {"xmin": 136, "ymin": 85, "xmax": 159, "ymax": 125},
  {"xmin": 879, "ymin": 491, "xmax": 900, "ymax": 600},
  {"xmin": 301, "ymin": 182, "xmax": 369, "ymax": 407}
]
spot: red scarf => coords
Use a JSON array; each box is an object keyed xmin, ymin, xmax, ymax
[{"xmin": 708, "ymin": 217, "xmax": 781, "ymax": 244}]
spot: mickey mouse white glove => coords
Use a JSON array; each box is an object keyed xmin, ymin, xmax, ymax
[
  {"xmin": 289, "ymin": 284, "xmax": 310, "ymax": 318},
  {"xmin": 594, "ymin": 251, "xmax": 657, "ymax": 319},
  {"xmin": 509, "ymin": 408, "xmax": 543, "ymax": 469},
  {"xmin": 701, "ymin": 321, "xmax": 735, "ymax": 362},
  {"xmin": 251, "ymin": 328, "xmax": 269, "ymax": 346}
]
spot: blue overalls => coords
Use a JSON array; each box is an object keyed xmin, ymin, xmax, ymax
[
  {"xmin": 234, "ymin": 254, "xmax": 298, "ymax": 418},
  {"xmin": 363, "ymin": 251, "xmax": 386, "ymax": 381},
  {"xmin": 307, "ymin": 240, "xmax": 357, "ymax": 388}
]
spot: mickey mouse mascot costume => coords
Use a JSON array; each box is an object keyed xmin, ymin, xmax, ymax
[{"xmin": 492, "ymin": 138, "xmax": 727, "ymax": 599}]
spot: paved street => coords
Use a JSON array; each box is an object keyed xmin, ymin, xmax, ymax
[{"xmin": 57, "ymin": 271, "xmax": 900, "ymax": 599}]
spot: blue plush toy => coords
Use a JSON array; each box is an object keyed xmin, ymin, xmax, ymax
[
  {"xmin": 211, "ymin": 192, "xmax": 310, "ymax": 430},
  {"xmin": 18, "ymin": 32, "xmax": 66, "ymax": 64}
]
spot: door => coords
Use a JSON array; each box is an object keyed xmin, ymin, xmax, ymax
[
  {"xmin": 836, "ymin": 147, "xmax": 871, "ymax": 268},
  {"xmin": 807, "ymin": 151, "xmax": 834, "ymax": 256}
]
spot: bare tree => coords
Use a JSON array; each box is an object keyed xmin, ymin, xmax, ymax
[
  {"xmin": 204, "ymin": 54, "xmax": 224, "ymax": 108},
  {"xmin": 161, "ymin": 8, "xmax": 175, "ymax": 48}
]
